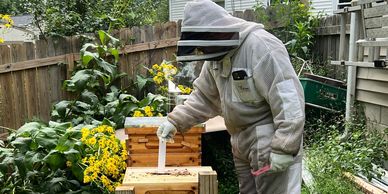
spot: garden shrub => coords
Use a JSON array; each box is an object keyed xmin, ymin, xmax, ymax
[
  {"xmin": 303, "ymin": 106, "xmax": 388, "ymax": 193},
  {"xmin": 254, "ymin": 0, "xmax": 320, "ymax": 60},
  {"xmin": 0, "ymin": 122, "xmax": 127, "ymax": 194},
  {"xmin": 51, "ymin": 30, "xmax": 168, "ymax": 129},
  {"xmin": 19, "ymin": 0, "xmax": 169, "ymax": 37}
]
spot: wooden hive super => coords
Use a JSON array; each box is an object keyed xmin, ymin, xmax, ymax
[
  {"xmin": 116, "ymin": 166, "xmax": 218, "ymax": 194},
  {"xmin": 124, "ymin": 117, "xmax": 205, "ymax": 167}
]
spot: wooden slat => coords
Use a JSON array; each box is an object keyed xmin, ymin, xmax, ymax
[
  {"xmin": 0, "ymin": 55, "xmax": 67, "ymax": 73},
  {"xmin": 357, "ymin": 0, "xmax": 386, "ymax": 5},
  {"xmin": 365, "ymin": 17, "xmax": 388, "ymax": 29},
  {"xmin": 356, "ymin": 90, "xmax": 388, "ymax": 107},
  {"xmin": 11, "ymin": 44, "xmax": 28, "ymax": 128},
  {"xmin": 129, "ymin": 153, "xmax": 201, "ymax": 167},
  {"xmin": 122, "ymin": 166, "xmax": 213, "ymax": 194},
  {"xmin": 115, "ymin": 186, "xmax": 135, "ymax": 194},
  {"xmin": 364, "ymin": 3, "xmax": 388, "ymax": 18},
  {"xmin": 199, "ymin": 171, "xmax": 218, "ymax": 194},
  {"xmin": 357, "ymin": 79, "xmax": 388, "ymax": 94},
  {"xmin": 0, "ymin": 38, "xmax": 178, "ymax": 74},
  {"xmin": 357, "ymin": 67, "xmax": 388, "ymax": 81},
  {"xmin": 344, "ymin": 173, "xmax": 387, "ymax": 194},
  {"xmin": 357, "ymin": 39, "xmax": 388, "ymax": 47},
  {"xmin": 366, "ymin": 28, "xmax": 388, "ymax": 39},
  {"xmin": 125, "ymin": 127, "xmax": 205, "ymax": 134},
  {"xmin": 120, "ymin": 38, "xmax": 178, "ymax": 55}
]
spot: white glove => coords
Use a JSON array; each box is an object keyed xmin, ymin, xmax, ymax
[
  {"xmin": 157, "ymin": 121, "xmax": 177, "ymax": 143},
  {"xmin": 269, "ymin": 152, "xmax": 294, "ymax": 172}
]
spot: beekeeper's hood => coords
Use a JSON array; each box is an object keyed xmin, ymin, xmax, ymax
[{"xmin": 177, "ymin": 0, "xmax": 264, "ymax": 62}]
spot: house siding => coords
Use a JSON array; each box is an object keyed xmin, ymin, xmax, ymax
[
  {"xmin": 356, "ymin": 67, "xmax": 388, "ymax": 133},
  {"xmin": 224, "ymin": 0, "xmax": 265, "ymax": 13},
  {"xmin": 310, "ymin": 0, "xmax": 334, "ymax": 15},
  {"xmin": 169, "ymin": 0, "xmax": 190, "ymax": 21},
  {"xmin": 169, "ymin": 0, "xmax": 268, "ymax": 21}
]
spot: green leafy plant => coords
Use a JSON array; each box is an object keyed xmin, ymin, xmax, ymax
[
  {"xmin": 303, "ymin": 105, "xmax": 388, "ymax": 193},
  {"xmin": 0, "ymin": 121, "xmax": 96, "ymax": 193},
  {"xmin": 21, "ymin": 0, "xmax": 169, "ymax": 37},
  {"xmin": 254, "ymin": 0, "xmax": 320, "ymax": 59},
  {"xmin": 51, "ymin": 30, "xmax": 168, "ymax": 128}
]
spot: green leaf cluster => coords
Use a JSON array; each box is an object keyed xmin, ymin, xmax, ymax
[
  {"xmin": 254, "ymin": 0, "xmax": 320, "ymax": 59},
  {"xmin": 0, "ymin": 122, "xmax": 98, "ymax": 194},
  {"xmin": 20, "ymin": 0, "xmax": 169, "ymax": 37},
  {"xmin": 51, "ymin": 30, "xmax": 168, "ymax": 129},
  {"xmin": 303, "ymin": 107, "xmax": 388, "ymax": 193}
]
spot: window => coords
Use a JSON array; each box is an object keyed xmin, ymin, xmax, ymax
[
  {"xmin": 337, "ymin": 0, "xmax": 352, "ymax": 9},
  {"xmin": 213, "ymin": 0, "xmax": 225, "ymax": 8}
]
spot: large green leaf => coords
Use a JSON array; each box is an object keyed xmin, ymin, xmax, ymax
[
  {"xmin": 119, "ymin": 94, "xmax": 138, "ymax": 103},
  {"xmin": 53, "ymin": 101, "xmax": 71, "ymax": 118},
  {"xmin": 64, "ymin": 70, "xmax": 94, "ymax": 92},
  {"xmin": 49, "ymin": 121, "xmax": 72, "ymax": 131},
  {"xmin": 98, "ymin": 30, "xmax": 119, "ymax": 46},
  {"xmin": 136, "ymin": 75, "xmax": 151, "ymax": 91},
  {"xmin": 44, "ymin": 150, "xmax": 65, "ymax": 170},
  {"xmin": 109, "ymin": 48, "xmax": 119, "ymax": 64},
  {"xmin": 11, "ymin": 137, "xmax": 32, "ymax": 152},
  {"xmin": 80, "ymin": 90, "xmax": 98, "ymax": 104},
  {"xmin": 95, "ymin": 58, "xmax": 116, "ymax": 75},
  {"xmin": 81, "ymin": 51, "xmax": 98, "ymax": 66},
  {"xmin": 17, "ymin": 122, "xmax": 42, "ymax": 136}
]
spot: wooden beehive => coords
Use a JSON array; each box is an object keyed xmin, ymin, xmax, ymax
[
  {"xmin": 117, "ymin": 166, "xmax": 217, "ymax": 194},
  {"xmin": 124, "ymin": 117, "xmax": 205, "ymax": 167}
]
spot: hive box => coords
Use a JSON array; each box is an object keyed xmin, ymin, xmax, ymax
[
  {"xmin": 124, "ymin": 117, "xmax": 205, "ymax": 167},
  {"xmin": 118, "ymin": 166, "xmax": 217, "ymax": 194}
]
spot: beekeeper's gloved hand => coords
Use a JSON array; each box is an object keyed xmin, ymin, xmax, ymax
[
  {"xmin": 269, "ymin": 152, "xmax": 294, "ymax": 173},
  {"xmin": 157, "ymin": 121, "xmax": 177, "ymax": 143}
]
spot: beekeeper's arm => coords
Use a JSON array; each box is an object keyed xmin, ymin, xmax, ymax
[
  {"xmin": 157, "ymin": 62, "xmax": 221, "ymax": 142},
  {"xmin": 253, "ymin": 46, "xmax": 305, "ymax": 171}
]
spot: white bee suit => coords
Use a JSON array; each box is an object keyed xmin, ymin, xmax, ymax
[{"xmin": 167, "ymin": 0, "xmax": 305, "ymax": 193}]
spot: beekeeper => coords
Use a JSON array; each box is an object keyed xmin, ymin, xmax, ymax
[{"xmin": 157, "ymin": 0, "xmax": 305, "ymax": 193}]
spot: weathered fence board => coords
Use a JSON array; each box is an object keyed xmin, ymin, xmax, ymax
[{"xmin": 0, "ymin": 22, "xmax": 181, "ymax": 130}]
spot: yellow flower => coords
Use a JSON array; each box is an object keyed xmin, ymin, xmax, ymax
[
  {"xmin": 88, "ymin": 137, "xmax": 97, "ymax": 145},
  {"xmin": 144, "ymin": 106, "xmax": 153, "ymax": 117},
  {"xmin": 84, "ymin": 175, "xmax": 91, "ymax": 183},
  {"xmin": 0, "ymin": 37, "xmax": 4, "ymax": 43},
  {"xmin": 153, "ymin": 76, "xmax": 163, "ymax": 84},
  {"xmin": 152, "ymin": 64, "xmax": 159, "ymax": 70},
  {"xmin": 5, "ymin": 23, "xmax": 11, "ymax": 28},
  {"xmin": 101, "ymin": 175, "xmax": 110, "ymax": 187},
  {"xmin": 133, "ymin": 110, "xmax": 144, "ymax": 117},
  {"xmin": 178, "ymin": 85, "xmax": 192, "ymax": 94},
  {"xmin": 66, "ymin": 161, "xmax": 72, "ymax": 167},
  {"xmin": 157, "ymin": 72, "xmax": 164, "ymax": 77}
]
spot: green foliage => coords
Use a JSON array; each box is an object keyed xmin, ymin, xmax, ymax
[
  {"xmin": 254, "ymin": 0, "xmax": 320, "ymax": 59},
  {"xmin": 0, "ymin": 0, "xmax": 27, "ymax": 15},
  {"xmin": 21, "ymin": 0, "xmax": 169, "ymax": 37},
  {"xmin": 202, "ymin": 132, "xmax": 239, "ymax": 194},
  {"xmin": 303, "ymin": 106, "xmax": 388, "ymax": 193},
  {"xmin": 51, "ymin": 30, "xmax": 168, "ymax": 128},
  {"xmin": 0, "ymin": 121, "xmax": 99, "ymax": 194}
]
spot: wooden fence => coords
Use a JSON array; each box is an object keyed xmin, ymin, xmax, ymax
[
  {"xmin": 0, "ymin": 11, "xmax": 354, "ymax": 132},
  {"xmin": 0, "ymin": 22, "xmax": 181, "ymax": 131},
  {"xmin": 313, "ymin": 13, "xmax": 352, "ymax": 80}
]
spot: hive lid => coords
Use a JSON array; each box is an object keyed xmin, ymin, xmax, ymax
[{"xmin": 124, "ymin": 117, "xmax": 205, "ymax": 128}]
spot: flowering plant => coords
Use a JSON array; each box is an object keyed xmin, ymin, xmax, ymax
[
  {"xmin": 147, "ymin": 60, "xmax": 193, "ymax": 95},
  {"xmin": 80, "ymin": 125, "xmax": 127, "ymax": 193},
  {"xmin": 0, "ymin": 14, "xmax": 13, "ymax": 43}
]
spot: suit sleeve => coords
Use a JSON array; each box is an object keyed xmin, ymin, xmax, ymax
[
  {"xmin": 167, "ymin": 61, "xmax": 221, "ymax": 132},
  {"xmin": 253, "ymin": 47, "xmax": 305, "ymax": 155}
]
